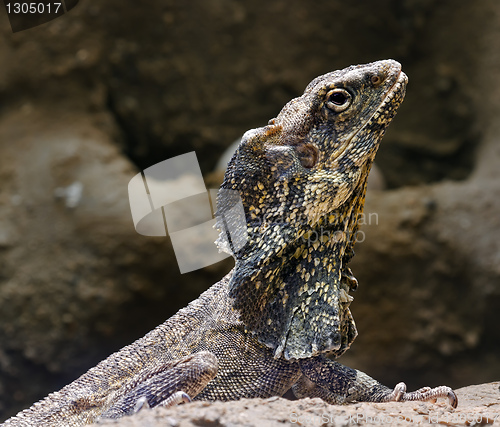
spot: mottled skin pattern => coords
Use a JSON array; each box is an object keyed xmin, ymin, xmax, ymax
[{"xmin": 2, "ymin": 60, "xmax": 457, "ymax": 427}]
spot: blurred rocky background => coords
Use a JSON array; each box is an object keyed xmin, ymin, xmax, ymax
[{"xmin": 0, "ymin": 0, "xmax": 499, "ymax": 421}]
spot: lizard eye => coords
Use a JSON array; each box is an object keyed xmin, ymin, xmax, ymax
[{"xmin": 325, "ymin": 89, "xmax": 352, "ymax": 113}]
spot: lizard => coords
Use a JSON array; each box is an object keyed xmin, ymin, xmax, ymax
[{"xmin": 2, "ymin": 59, "xmax": 458, "ymax": 426}]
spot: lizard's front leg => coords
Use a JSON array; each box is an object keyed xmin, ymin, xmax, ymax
[
  {"xmin": 293, "ymin": 356, "xmax": 457, "ymax": 408},
  {"xmin": 98, "ymin": 351, "xmax": 218, "ymax": 420}
]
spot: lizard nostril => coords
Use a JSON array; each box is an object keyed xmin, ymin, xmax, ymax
[{"xmin": 371, "ymin": 75, "xmax": 383, "ymax": 86}]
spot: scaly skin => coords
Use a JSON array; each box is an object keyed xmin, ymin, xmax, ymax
[{"xmin": 2, "ymin": 60, "xmax": 457, "ymax": 427}]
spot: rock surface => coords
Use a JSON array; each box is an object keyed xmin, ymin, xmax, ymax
[{"xmin": 97, "ymin": 382, "xmax": 500, "ymax": 427}]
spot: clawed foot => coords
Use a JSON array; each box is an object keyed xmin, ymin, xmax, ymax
[
  {"xmin": 389, "ymin": 382, "xmax": 458, "ymax": 408},
  {"xmin": 133, "ymin": 391, "xmax": 192, "ymax": 413}
]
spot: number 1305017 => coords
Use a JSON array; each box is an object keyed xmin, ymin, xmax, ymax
[{"xmin": 5, "ymin": 2, "xmax": 62, "ymax": 14}]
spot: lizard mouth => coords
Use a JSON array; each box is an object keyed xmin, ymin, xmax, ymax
[
  {"xmin": 368, "ymin": 70, "xmax": 408, "ymax": 124},
  {"xmin": 327, "ymin": 69, "xmax": 408, "ymax": 165},
  {"xmin": 356, "ymin": 69, "xmax": 408, "ymax": 139}
]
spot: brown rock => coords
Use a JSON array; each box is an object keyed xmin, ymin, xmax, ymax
[{"xmin": 96, "ymin": 382, "xmax": 500, "ymax": 427}]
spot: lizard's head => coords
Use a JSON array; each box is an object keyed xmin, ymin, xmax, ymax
[
  {"xmin": 217, "ymin": 60, "xmax": 407, "ymax": 360},
  {"xmin": 273, "ymin": 59, "xmax": 407, "ymax": 224}
]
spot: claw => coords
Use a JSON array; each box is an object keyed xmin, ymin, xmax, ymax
[
  {"xmin": 133, "ymin": 396, "xmax": 150, "ymax": 413},
  {"xmin": 392, "ymin": 382, "xmax": 458, "ymax": 409},
  {"xmin": 158, "ymin": 391, "xmax": 192, "ymax": 408},
  {"xmin": 447, "ymin": 389, "xmax": 458, "ymax": 409},
  {"xmin": 392, "ymin": 382, "xmax": 406, "ymax": 401},
  {"xmin": 179, "ymin": 391, "xmax": 192, "ymax": 404}
]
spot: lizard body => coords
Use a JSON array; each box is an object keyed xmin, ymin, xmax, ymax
[{"xmin": 2, "ymin": 60, "xmax": 457, "ymax": 426}]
